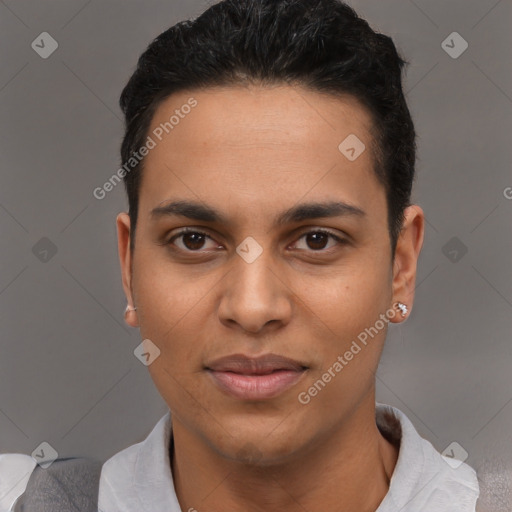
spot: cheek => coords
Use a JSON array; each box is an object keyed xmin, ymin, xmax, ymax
[
  {"xmin": 296, "ymin": 258, "xmax": 391, "ymax": 338},
  {"xmin": 293, "ymin": 256, "xmax": 392, "ymax": 402},
  {"xmin": 132, "ymin": 255, "xmax": 218, "ymax": 371},
  {"xmin": 135, "ymin": 267, "xmax": 216, "ymax": 413}
]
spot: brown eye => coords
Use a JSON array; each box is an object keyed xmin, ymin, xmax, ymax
[
  {"xmin": 167, "ymin": 229, "xmax": 220, "ymax": 252},
  {"xmin": 181, "ymin": 232, "xmax": 207, "ymax": 250},
  {"xmin": 305, "ymin": 232, "xmax": 329, "ymax": 250},
  {"xmin": 293, "ymin": 229, "xmax": 346, "ymax": 252}
]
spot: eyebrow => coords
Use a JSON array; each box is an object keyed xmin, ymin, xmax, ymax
[
  {"xmin": 150, "ymin": 200, "xmax": 366, "ymax": 225},
  {"xmin": 276, "ymin": 201, "xmax": 365, "ymax": 225}
]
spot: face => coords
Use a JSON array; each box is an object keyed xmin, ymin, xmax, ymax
[{"xmin": 117, "ymin": 84, "xmax": 424, "ymax": 463}]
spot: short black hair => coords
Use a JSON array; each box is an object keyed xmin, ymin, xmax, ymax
[{"xmin": 119, "ymin": 0, "xmax": 416, "ymax": 255}]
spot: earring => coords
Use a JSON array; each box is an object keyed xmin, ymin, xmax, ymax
[
  {"xmin": 395, "ymin": 302, "xmax": 408, "ymax": 318},
  {"xmin": 124, "ymin": 304, "xmax": 137, "ymax": 315}
]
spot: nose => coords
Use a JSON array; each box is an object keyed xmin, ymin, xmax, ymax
[{"xmin": 217, "ymin": 248, "xmax": 293, "ymax": 334}]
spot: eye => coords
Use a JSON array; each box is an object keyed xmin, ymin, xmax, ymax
[
  {"xmin": 167, "ymin": 229, "xmax": 221, "ymax": 252},
  {"xmin": 292, "ymin": 229, "xmax": 346, "ymax": 251},
  {"xmin": 164, "ymin": 227, "xmax": 347, "ymax": 255}
]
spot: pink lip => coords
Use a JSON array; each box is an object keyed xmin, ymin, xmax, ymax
[
  {"xmin": 207, "ymin": 369, "xmax": 306, "ymax": 400},
  {"xmin": 205, "ymin": 353, "xmax": 308, "ymax": 400}
]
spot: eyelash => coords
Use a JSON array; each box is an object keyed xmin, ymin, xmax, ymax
[{"xmin": 164, "ymin": 227, "xmax": 347, "ymax": 254}]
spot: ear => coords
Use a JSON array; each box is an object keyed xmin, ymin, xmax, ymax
[
  {"xmin": 389, "ymin": 205, "xmax": 425, "ymax": 323},
  {"xmin": 116, "ymin": 212, "xmax": 139, "ymax": 328}
]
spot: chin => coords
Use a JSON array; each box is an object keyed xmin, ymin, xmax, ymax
[{"xmin": 210, "ymin": 423, "xmax": 308, "ymax": 467}]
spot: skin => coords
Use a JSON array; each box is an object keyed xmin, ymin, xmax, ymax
[{"xmin": 117, "ymin": 84, "xmax": 424, "ymax": 512}]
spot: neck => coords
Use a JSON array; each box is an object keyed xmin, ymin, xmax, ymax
[{"xmin": 171, "ymin": 397, "xmax": 399, "ymax": 512}]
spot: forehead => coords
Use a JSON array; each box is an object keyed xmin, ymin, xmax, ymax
[
  {"xmin": 138, "ymin": 84, "xmax": 383, "ymax": 223},
  {"xmin": 147, "ymin": 84, "xmax": 375, "ymax": 156}
]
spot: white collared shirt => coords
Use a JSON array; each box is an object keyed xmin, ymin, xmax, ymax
[{"xmin": 98, "ymin": 402, "xmax": 480, "ymax": 511}]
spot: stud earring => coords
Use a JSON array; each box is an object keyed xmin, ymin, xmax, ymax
[{"xmin": 395, "ymin": 302, "xmax": 408, "ymax": 318}]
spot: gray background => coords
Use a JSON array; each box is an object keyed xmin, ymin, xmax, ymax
[{"xmin": 1, "ymin": 0, "xmax": 511, "ymax": 498}]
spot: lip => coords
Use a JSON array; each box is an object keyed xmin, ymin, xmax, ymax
[{"xmin": 205, "ymin": 353, "xmax": 308, "ymax": 400}]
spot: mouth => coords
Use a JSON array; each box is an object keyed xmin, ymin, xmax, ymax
[{"xmin": 205, "ymin": 353, "xmax": 308, "ymax": 400}]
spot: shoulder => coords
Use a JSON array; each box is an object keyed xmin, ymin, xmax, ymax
[
  {"xmin": 0, "ymin": 454, "xmax": 37, "ymax": 510},
  {"xmin": 407, "ymin": 435, "xmax": 480, "ymax": 510},
  {"xmin": 0, "ymin": 454, "xmax": 101, "ymax": 512}
]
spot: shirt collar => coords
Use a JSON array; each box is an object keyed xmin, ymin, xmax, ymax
[
  {"xmin": 133, "ymin": 410, "xmax": 181, "ymax": 512},
  {"xmin": 100, "ymin": 402, "xmax": 479, "ymax": 511},
  {"xmin": 374, "ymin": 402, "xmax": 479, "ymax": 511}
]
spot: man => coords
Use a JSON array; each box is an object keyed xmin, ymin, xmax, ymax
[{"xmin": 0, "ymin": 0, "xmax": 481, "ymax": 510}]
